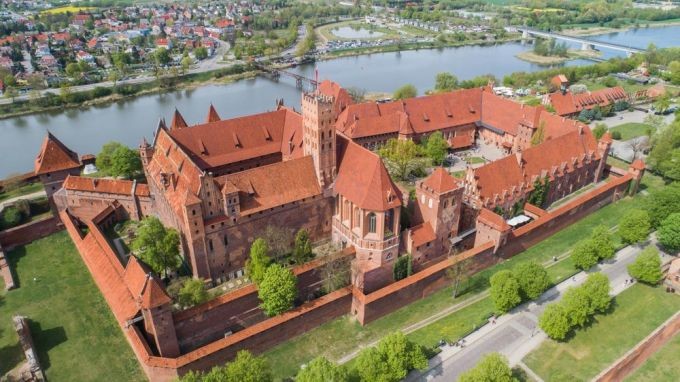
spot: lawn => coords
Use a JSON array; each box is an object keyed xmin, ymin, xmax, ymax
[
  {"xmin": 0, "ymin": 231, "xmax": 144, "ymax": 381},
  {"xmin": 524, "ymin": 285, "xmax": 680, "ymax": 382},
  {"xmin": 262, "ymin": 195, "xmax": 640, "ymax": 380},
  {"xmin": 40, "ymin": 5, "xmax": 97, "ymax": 15},
  {"xmin": 626, "ymin": 329, "xmax": 680, "ymax": 382},
  {"xmin": 0, "ymin": 182, "xmax": 43, "ymax": 203},
  {"xmin": 609, "ymin": 123, "xmax": 653, "ymax": 141},
  {"xmin": 466, "ymin": 156, "xmax": 486, "ymax": 165}
]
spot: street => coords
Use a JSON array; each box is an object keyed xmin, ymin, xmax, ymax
[{"xmin": 406, "ymin": 240, "xmax": 670, "ymax": 382}]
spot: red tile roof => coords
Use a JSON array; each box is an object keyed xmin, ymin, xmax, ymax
[
  {"xmin": 170, "ymin": 108, "xmax": 188, "ymax": 130},
  {"xmin": 317, "ymin": 80, "xmax": 352, "ymax": 116},
  {"xmin": 34, "ymin": 132, "xmax": 81, "ymax": 175},
  {"xmin": 478, "ymin": 208, "xmax": 510, "ymax": 231},
  {"xmin": 472, "ymin": 155, "xmax": 525, "ymax": 201},
  {"xmin": 549, "ymin": 87, "xmax": 628, "ymax": 116},
  {"xmin": 422, "ymin": 167, "xmax": 460, "ymax": 194},
  {"xmin": 630, "ymin": 159, "xmax": 645, "ymax": 170},
  {"xmin": 335, "ymin": 135, "xmax": 402, "ymax": 211},
  {"xmin": 63, "ymin": 175, "xmax": 150, "ymax": 196},
  {"xmin": 480, "ymin": 91, "xmax": 540, "ymax": 135},
  {"xmin": 205, "ymin": 104, "xmax": 220, "ymax": 123},
  {"xmin": 168, "ymin": 108, "xmax": 302, "ymax": 170},
  {"xmin": 410, "ymin": 222, "xmax": 436, "ymax": 247},
  {"xmin": 215, "ymin": 156, "xmax": 321, "ymax": 216},
  {"xmin": 123, "ymin": 256, "xmax": 172, "ymax": 309}
]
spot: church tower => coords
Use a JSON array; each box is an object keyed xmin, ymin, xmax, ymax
[{"xmin": 302, "ymin": 92, "xmax": 336, "ymax": 188}]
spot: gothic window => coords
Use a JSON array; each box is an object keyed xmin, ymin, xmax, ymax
[
  {"xmin": 208, "ymin": 239, "xmax": 213, "ymax": 252},
  {"xmin": 343, "ymin": 200, "xmax": 350, "ymax": 220},
  {"xmin": 384, "ymin": 209, "xmax": 394, "ymax": 234},
  {"xmin": 368, "ymin": 212, "xmax": 377, "ymax": 233},
  {"xmin": 354, "ymin": 208, "xmax": 361, "ymax": 228}
]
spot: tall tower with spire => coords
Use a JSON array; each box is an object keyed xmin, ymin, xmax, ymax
[{"xmin": 302, "ymin": 92, "xmax": 336, "ymax": 188}]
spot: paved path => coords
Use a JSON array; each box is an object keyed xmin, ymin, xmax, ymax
[
  {"xmin": 0, "ymin": 190, "xmax": 46, "ymax": 213},
  {"xmin": 406, "ymin": 242, "xmax": 663, "ymax": 382}
]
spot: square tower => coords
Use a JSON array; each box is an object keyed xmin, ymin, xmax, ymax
[{"xmin": 302, "ymin": 92, "xmax": 336, "ymax": 188}]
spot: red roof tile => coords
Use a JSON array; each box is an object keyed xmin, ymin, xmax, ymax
[
  {"xmin": 631, "ymin": 159, "xmax": 645, "ymax": 170},
  {"xmin": 205, "ymin": 104, "xmax": 221, "ymax": 123},
  {"xmin": 335, "ymin": 135, "xmax": 402, "ymax": 211},
  {"xmin": 478, "ymin": 208, "xmax": 510, "ymax": 231},
  {"xmin": 170, "ymin": 108, "xmax": 188, "ymax": 130},
  {"xmin": 64, "ymin": 175, "xmax": 145, "ymax": 195},
  {"xmin": 34, "ymin": 132, "xmax": 81, "ymax": 175},
  {"xmin": 549, "ymin": 87, "xmax": 628, "ymax": 116},
  {"xmin": 410, "ymin": 222, "xmax": 436, "ymax": 247},
  {"xmin": 422, "ymin": 167, "xmax": 460, "ymax": 194},
  {"xmin": 472, "ymin": 155, "xmax": 525, "ymax": 201}
]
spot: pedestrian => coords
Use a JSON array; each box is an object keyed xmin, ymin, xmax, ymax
[
  {"xmin": 572, "ymin": 276, "xmax": 576, "ymax": 282},
  {"xmin": 624, "ymin": 279, "xmax": 628, "ymax": 286},
  {"xmin": 553, "ymin": 255, "xmax": 557, "ymax": 262}
]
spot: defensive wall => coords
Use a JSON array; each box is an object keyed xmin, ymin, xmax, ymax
[
  {"xmin": 0, "ymin": 215, "xmax": 63, "ymax": 251},
  {"xmin": 595, "ymin": 311, "xmax": 680, "ymax": 382}
]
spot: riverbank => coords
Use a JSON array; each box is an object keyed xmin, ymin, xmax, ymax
[
  {"xmin": 0, "ymin": 69, "xmax": 258, "ymax": 121},
  {"xmin": 320, "ymin": 36, "xmax": 522, "ymax": 60},
  {"xmin": 516, "ymin": 48, "xmax": 602, "ymax": 65},
  {"xmin": 562, "ymin": 19, "xmax": 680, "ymax": 37}
]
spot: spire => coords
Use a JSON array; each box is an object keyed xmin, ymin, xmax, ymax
[
  {"xmin": 170, "ymin": 108, "xmax": 188, "ymax": 130},
  {"xmin": 205, "ymin": 103, "xmax": 220, "ymax": 123}
]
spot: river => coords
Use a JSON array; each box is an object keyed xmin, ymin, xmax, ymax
[{"xmin": 1, "ymin": 25, "xmax": 678, "ymax": 178}]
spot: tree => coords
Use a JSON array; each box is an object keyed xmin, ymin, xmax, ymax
[
  {"xmin": 378, "ymin": 138, "xmax": 421, "ymax": 180},
  {"xmin": 434, "ymin": 72, "xmax": 458, "ymax": 92},
  {"xmin": 181, "ymin": 56, "xmax": 191, "ymax": 74},
  {"xmin": 618, "ymin": 209, "xmax": 651, "ymax": 245},
  {"xmin": 626, "ymin": 137, "xmax": 649, "ymax": 161},
  {"xmin": 512, "ymin": 261, "xmax": 549, "ymax": 300},
  {"xmin": 562, "ymin": 287, "xmax": 592, "ymax": 328},
  {"xmin": 459, "ymin": 353, "xmax": 517, "ymax": 382},
  {"xmin": 318, "ymin": 254, "xmax": 351, "ymax": 294},
  {"xmin": 110, "ymin": 145, "xmax": 142, "ymax": 178},
  {"xmin": 223, "ymin": 350, "xmax": 272, "ymax": 382},
  {"xmin": 155, "ymin": 47, "xmax": 171, "ymax": 66},
  {"xmin": 539, "ymin": 303, "xmax": 571, "ymax": 341},
  {"xmin": 571, "ymin": 239, "xmax": 599, "ymax": 270},
  {"xmin": 356, "ymin": 332, "xmax": 428, "ymax": 382},
  {"xmin": 658, "ymin": 213, "xmax": 680, "ymax": 252},
  {"xmin": 592, "ymin": 123, "xmax": 608, "ymax": 139},
  {"xmin": 393, "ymin": 84, "xmax": 417, "ymax": 100},
  {"xmin": 422, "ymin": 132, "xmax": 449, "ymax": 165},
  {"xmin": 489, "ymin": 270, "xmax": 522, "ymax": 314},
  {"xmin": 628, "ymin": 247, "xmax": 663, "ymax": 284},
  {"xmin": 591, "ymin": 225, "xmax": 615, "ymax": 260},
  {"xmin": 246, "ymin": 238, "xmax": 271, "ymax": 284},
  {"xmin": 3, "ymin": 86, "xmax": 18, "ymax": 102},
  {"xmin": 393, "ymin": 255, "xmax": 413, "ymax": 281},
  {"xmin": 654, "ymin": 94, "xmax": 671, "ymax": 114},
  {"xmin": 296, "ymin": 356, "xmax": 348, "ymax": 382},
  {"xmin": 527, "ymin": 177, "xmax": 550, "ymax": 207},
  {"xmin": 447, "ymin": 254, "xmax": 471, "ymax": 299},
  {"xmin": 645, "ymin": 183, "xmax": 680, "ymax": 227},
  {"xmin": 581, "ymin": 272, "xmax": 611, "ymax": 314},
  {"xmin": 194, "ymin": 46, "xmax": 208, "ymax": 60},
  {"xmin": 131, "ymin": 216, "xmax": 181, "ymax": 277},
  {"xmin": 292, "ymin": 229, "xmax": 313, "ymax": 265},
  {"xmin": 258, "ymin": 264, "xmax": 297, "ymax": 316},
  {"xmin": 65, "ymin": 62, "xmax": 81, "ymax": 77},
  {"xmin": 262, "ymin": 226, "xmax": 293, "ymax": 262},
  {"xmin": 178, "ymin": 278, "xmax": 209, "ymax": 307},
  {"xmin": 531, "ymin": 121, "xmax": 546, "ymax": 146}
]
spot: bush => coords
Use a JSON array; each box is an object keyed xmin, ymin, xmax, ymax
[
  {"xmin": 92, "ymin": 86, "xmax": 112, "ymax": 98},
  {"xmin": 592, "ymin": 124, "xmax": 608, "ymax": 139},
  {"xmin": 393, "ymin": 84, "xmax": 417, "ymax": 100},
  {"xmin": 618, "ymin": 209, "xmax": 651, "ymax": 245},
  {"xmin": 628, "ymin": 247, "xmax": 663, "ymax": 284},
  {"xmin": 610, "ymin": 130, "xmax": 622, "ymax": 140},
  {"xmin": 1, "ymin": 206, "xmax": 24, "ymax": 229},
  {"xmin": 489, "ymin": 270, "xmax": 522, "ymax": 314}
]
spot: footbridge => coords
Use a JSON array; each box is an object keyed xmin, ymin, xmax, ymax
[
  {"xmin": 517, "ymin": 27, "xmax": 645, "ymax": 55},
  {"xmin": 254, "ymin": 63, "xmax": 318, "ymax": 89}
]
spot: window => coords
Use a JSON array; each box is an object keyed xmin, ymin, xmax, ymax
[
  {"xmin": 208, "ymin": 239, "xmax": 213, "ymax": 252},
  {"xmin": 368, "ymin": 212, "xmax": 377, "ymax": 233}
]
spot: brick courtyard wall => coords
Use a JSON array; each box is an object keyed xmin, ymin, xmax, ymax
[
  {"xmin": 352, "ymin": 241, "xmax": 496, "ymax": 325},
  {"xmin": 0, "ymin": 244, "xmax": 14, "ymax": 290},
  {"xmin": 0, "ymin": 215, "xmax": 63, "ymax": 250},
  {"xmin": 595, "ymin": 311, "xmax": 680, "ymax": 382}
]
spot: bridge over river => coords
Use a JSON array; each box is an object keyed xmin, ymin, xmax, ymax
[{"xmin": 517, "ymin": 27, "xmax": 645, "ymax": 56}]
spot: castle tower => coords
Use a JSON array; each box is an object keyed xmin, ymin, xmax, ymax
[
  {"xmin": 34, "ymin": 132, "xmax": 82, "ymax": 212},
  {"xmin": 302, "ymin": 92, "xmax": 336, "ymax": 188},
  {"xmin": 628, "ymin": 159, "xmax": 646, "ymax": 195},
  {"xmin": 595, "ymin": 131, "xmax": 613, "ymax": 182}
]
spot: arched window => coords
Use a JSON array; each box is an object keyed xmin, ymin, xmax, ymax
[
  {"xmin": 343, "ymin": 200, "xmax": 350, "ymax": 220},
  {"xmin": 384, "ymin": 209, "xmax": 394, "ymax": 235},
  {"xmin": 354, "ymin": 208, "xmax": 361, "ymax": 228},
  {"xmin": 368, "ymin": 212, "xmax": 377, "ymax": 233}
]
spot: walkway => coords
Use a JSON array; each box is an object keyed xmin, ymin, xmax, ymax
[
  {"xmin": 0, "ymin": 190, "xmax": 46, "ymax": 213},
  {"xmin": 406, "ymin": 241, "xmax": 664, "ymax": 382}
]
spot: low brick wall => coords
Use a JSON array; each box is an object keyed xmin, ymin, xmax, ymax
[
  {"xmin": 0, "ymin": 244, "xmax": 14, "ymax": 290},
  {"xmin": 0, "ymin": 215, "xmax": 63, "ymax": 250},
  {"xmin": 595, "ymin": 311, "xmax": 680, "ymax": 382}
]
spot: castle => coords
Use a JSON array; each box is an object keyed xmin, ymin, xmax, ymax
[{"xmin": 35, "ymin": 80, "xmax": 626, "ymax": 380}]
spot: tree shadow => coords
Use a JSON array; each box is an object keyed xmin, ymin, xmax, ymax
[
  {"xmin": 28, "ymin": 320, "xmax": 68, "ymax": 372},
  {"xmin": 6, "ymin": 245, "xmax": 27, "ymax": 289}
]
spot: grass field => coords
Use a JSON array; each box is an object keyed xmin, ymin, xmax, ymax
[
  {"xmin": 0, "ymin": 183, "xmax": 43, "ymax": 203},
  {"xmin": 626, "ymin": 329, "xmax": 680, "ymax": 382},
  {"xmin": 524, "ymin": 285, "xmax": 680, "ymax": 382},
  {"xmin": 0, "ymin": 231, "xmax": 144, "ymax": 381},
  {"xmin": 41, "ymin": 6, "xmax": 97, "ymax": 15},
  {"xmin": 609, "ymin": 123, "xmax": 653, "ymax": 141}
]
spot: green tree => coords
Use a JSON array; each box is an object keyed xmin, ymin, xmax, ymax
[
  {"xmin": 178, "ymin": 278, "xmax": 209, "ymax": 307},
  {"xmin": 658, "ymin": 213, "xmax": 680, "ymax": 252},
  {"xmin": 292, "ymin": 229, "xmax": 313, "ymax": 265},
  {"xmin": 512, "ymin": 261, "xmax": 550, "ymax": 300},
  {"xmin": 246, "ymin": 238, "xmax": 271, "ymax": 284},
  {"xmin": 155, "ymin": 47, "xmax": 171, "ymax": 66},
  {"xmin": 393, "ymin": 84, "xmax": 417, "ymax": 100},
  {"xmin": 194, "ymin": 46, "xmax": 208, "ymax": 60},
  {"xmin": 618, "ymin": 209, "xmax": 651, "ymax": 245},
  {"xmin": 422, "ymin": 131, "xmax": 449, "ymax": 165},
  {"xmin": 65, "ymin": 62, "xmax": 81, "ymax": 77},
  {"xmin": 628, "ymin": 247, "xmax": 663, "ymax": 284},
  {"xmin": 131, "ymin": 216, "xmax": 181, "ymax": 277},
  {"xmin": 527, "ymin": 177, "xmax": 549, "ymax": 207},
  {"xmin": 562, "ymin": 287, "xmax": 592, "ymax": 328},
  {"xmin": 459, "ymin": 353, "xmax": 517, "ymax": 382},
  {"xmin": 539, "ymin": 303, "xmax": 571, "ymax": 341},
  {"xmin": 592, "ymin": 123, "xmax": 608, "ymax": 139},
  {"xmin": 356, "ymin": 332, "xmax": 428, "ymax": 382},
  {"xmin": 3, "ymin": 86, "xmax": 18, "ymax": 102},
  {"xmin": 581, "ymin": 272, "xmax": 611, "ymax": 314},
  {"xmin": 434, "ymin": 72, "xmax": 458, "ymax": 92},
  {"xmin": 296, "ymin": 356, "xmax": 348, "ymax": 382},
  {"xmin": 224, "ymin": 350, "xmax": 272, "ymax": 382},
  {"xmin": 258, "ymin": 264, "xmax": 297, "ymax": 316},
  {"xmin": 591, "ymin": 225, "xmax": 615, "ymax": 260},
  {"xmin": 378, "ymin": 138, "xmax": 421, "ymax": 180},
  {"xmin": 181, "ymin": 56, "xmax": 191, "ymax": 74},
  {"xmin": 644, "ymin": 182, "xmax": 680, "ymax": 227},
  {"xmin": 393, "ymin": 255, "xmax": 413, "ymax": 281},
  {"xmin": 571, "ymin": 239, "xmax": 599, "ymax": 270},
  {"xmin": 489, "ymin": 270, "xmax": 522, "ymax": 314},
  {"xmin": 110, "ymin": 145, "xmax": 142, "ymax": 178}
]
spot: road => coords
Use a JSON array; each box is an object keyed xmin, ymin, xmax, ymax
[
  {"xmin": 0, "ymin": 40, "xmax": 231, "ymax": 106},
  {"xmin": 406, "ymin": 240, "xmax": 670, "ymax": 382}
]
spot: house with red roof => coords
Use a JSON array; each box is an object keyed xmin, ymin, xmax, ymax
[{"xmin": 547, "ymin": 86, "xmax": 628, "ymax": 117}]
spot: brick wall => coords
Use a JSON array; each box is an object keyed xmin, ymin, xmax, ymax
[
  {"xmin": 0, "ymin": 215, "xmax": 63, "ymax": 250},
  {"xmin": 595, "ymin": 311, "xmax": 680, "ymax": 382}
]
